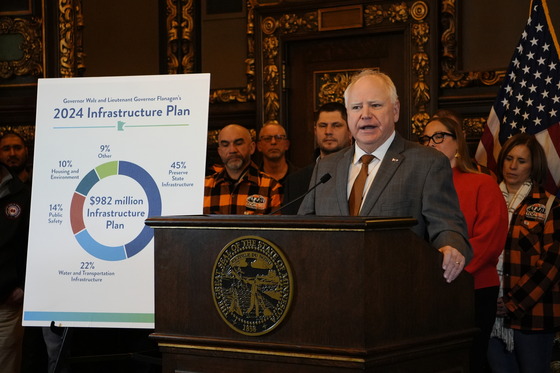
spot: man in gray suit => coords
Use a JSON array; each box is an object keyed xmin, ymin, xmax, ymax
[{"xmin": 298, "ymin": 70, "xmax": 472, "ymax": 283}]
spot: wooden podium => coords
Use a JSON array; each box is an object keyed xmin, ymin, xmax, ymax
[{"xmin": 146, "ymin": 215, "xmax": 475, "ymax": 372}]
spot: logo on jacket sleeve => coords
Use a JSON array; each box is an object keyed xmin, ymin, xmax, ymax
[{"xmin": 5, "ymin": 203, "xmax": 22, "ymax": 219}]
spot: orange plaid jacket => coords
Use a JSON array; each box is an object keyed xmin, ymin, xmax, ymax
[
  {"xmin": 503, "ymin": 184, "xmax": 560, "ymax": 331},
  {"xmin": 203, "ymin": 162, "xmax": 282, "ymax": 215}
]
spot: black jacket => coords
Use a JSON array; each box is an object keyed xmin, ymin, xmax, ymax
[{"xmin": 0, "ymin": 166, "xmax": 31, "ymax": 302}]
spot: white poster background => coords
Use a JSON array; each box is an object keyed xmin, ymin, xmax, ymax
[{"xmin": 23, "ymin": 74, "xmax": 210, "ymax": 328}]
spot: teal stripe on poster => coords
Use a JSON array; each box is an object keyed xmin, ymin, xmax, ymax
[{"xmin": 24, "ymin": 311, "xmax": 154, "ymax": 323}]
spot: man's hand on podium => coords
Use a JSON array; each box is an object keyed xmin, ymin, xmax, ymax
[{"xmin": 439, "ymin": 246, "xmax": 466, "ymax": 283}]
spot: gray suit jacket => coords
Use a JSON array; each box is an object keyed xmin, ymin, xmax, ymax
[{"xmin": 298, "ymin": 133, "xmax": 473, "ymax": 263}]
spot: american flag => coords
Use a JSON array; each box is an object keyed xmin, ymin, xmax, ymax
[{"xmin": 475, "ymin": 0, "xmax": 560, "ymax": 194}]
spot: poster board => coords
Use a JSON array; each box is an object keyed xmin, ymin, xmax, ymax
[{"xmin": 23, "ymin": 74, "xmax": 210, "ymax": 328}]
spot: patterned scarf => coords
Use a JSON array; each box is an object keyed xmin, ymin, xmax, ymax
[{"xmin": 490, "ymin": 180, "xmax": 533, "ymax": 351}]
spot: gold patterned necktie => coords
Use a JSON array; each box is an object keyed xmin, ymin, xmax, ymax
[{"xmin": 349, "ymin": 154, "xmax": 375, "ymax": 216}]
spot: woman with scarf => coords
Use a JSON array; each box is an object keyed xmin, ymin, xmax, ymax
[{"xmin": 488, "ymin": 133, "xmax": 560, "ymax": 373}]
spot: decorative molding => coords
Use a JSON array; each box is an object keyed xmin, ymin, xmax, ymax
[
  {"xmin": 208, "ymin": 129, "xmax": 220, "ymax": 146},
  {"xmin": 314, "ymin": 69, "xmax": 370, "ymax": 110},
  {"xmin": 58, "ymin": 0, "xmax": 85, "ymax": 77},
  {"xmin": 314, "ymin": 72, "xmax": 352, "ymax": 109},
  {"xmin": 411, "ymin": 1, "xmax": 428, "ymax": 21},
  {"xmin": 364, "ymin": 2, "xmax": 411, "ymax": 26},
  {"xmin": 262, "ymin": 28, "xmax": 281, "ymax": 121},
  {"xmin": 165, "ymin": 0, "xmax": 195, "ymax": 74},
  {"xmin": 410, "ymin": 3, "xmax": 430, "ymax": 136},
  {"xmin": 464, "ymin": 117, "xmax": 486, "ymax": 139},
  {"xmin": 0, "ymin": 16, "xmax": 43, "ymax": 80},
  {"xmin": 440, "ymin": 0, "xmax": 505, "ymax": 88},
  {"xmin": 180, "ymin": 0, "xmax": 194, "ymax": 73},
  {"xmin": 166, "ymin": 0, "xmax": 180, "ymax": 74}
]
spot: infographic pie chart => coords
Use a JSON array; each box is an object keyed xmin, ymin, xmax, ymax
[{"xmin": 69, "ymin": 161, "xmax": 162, "ymax": 261}]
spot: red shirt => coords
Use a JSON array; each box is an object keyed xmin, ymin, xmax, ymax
[{"xmin": 452, "ymin": 168, "xmax": 508, "ymax": 289}]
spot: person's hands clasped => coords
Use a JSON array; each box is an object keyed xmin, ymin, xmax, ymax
[{"xmin": 438, "ymin": 245, "xmax": 465, "ymax": 283}]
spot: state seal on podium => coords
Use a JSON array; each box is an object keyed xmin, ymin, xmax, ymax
[{"xmin": 211, "ymin": 236, "xmax": 293, "ymax": 336}]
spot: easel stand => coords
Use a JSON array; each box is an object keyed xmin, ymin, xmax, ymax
[{"xmin": 50, "ymin": 322, "xmax": 161, "ymax": 373}]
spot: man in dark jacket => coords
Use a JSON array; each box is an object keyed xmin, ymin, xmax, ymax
[{"xmin": 0, "ymin": 162, "xmax": 31, "ymax": 372}]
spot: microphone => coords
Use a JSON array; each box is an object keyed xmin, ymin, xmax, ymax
[{"xmin": 269, "ymin": 173, "xmax": 332, "ymax": 215}]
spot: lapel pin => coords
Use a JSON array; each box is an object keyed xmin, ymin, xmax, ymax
[{"xmin": 391, "ymin": 158, "xmax": 399, "ymax": 162}]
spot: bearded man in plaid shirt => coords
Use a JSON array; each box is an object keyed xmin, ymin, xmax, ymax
[{"xmin": 204, "ymin": 124, "xmax": 282, "ymax": 215}]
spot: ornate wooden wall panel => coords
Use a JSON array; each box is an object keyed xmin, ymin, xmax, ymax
[
  {"xmin": 0, "ymin": 0, "xmax": 85, "ymax": 143},
  {"xmin": 56, "ymin": 0, "xmax": 84, "ymax": 78},
  {"xmin": 0, "ymin": 0, "xmax": 518, "ymax": 159},
  {"xmin": 439, "ymin": 0, "xmax": 506, "ymax": 141},
  {"xmin": 252, "ymin": 1, "xmax": 435, "ymax": 165},
  {"xmin": 255, "ymin": 2, "xmax": 433, "ymax": 134},
  {"xmin": 0, "ymin": 0, "xmax": 44, "ymax": 140}
]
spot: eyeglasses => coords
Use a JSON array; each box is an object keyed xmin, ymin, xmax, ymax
[
  {"xmin": 418, "ymin": 132, "xmax": 456, "ymax": 145},
  {"xmin": 259, "ymin": 135, "xmax": 287, "ymax": 143}
]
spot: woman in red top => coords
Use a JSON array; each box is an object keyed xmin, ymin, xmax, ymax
[{"xmin": 421, "ymin": 117, "xmax": 508, "ymax": 372}]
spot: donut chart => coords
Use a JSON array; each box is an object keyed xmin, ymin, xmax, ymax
[{"xmin": 69, "ymin": 161, "xmax": 161, "ymax": 261}]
